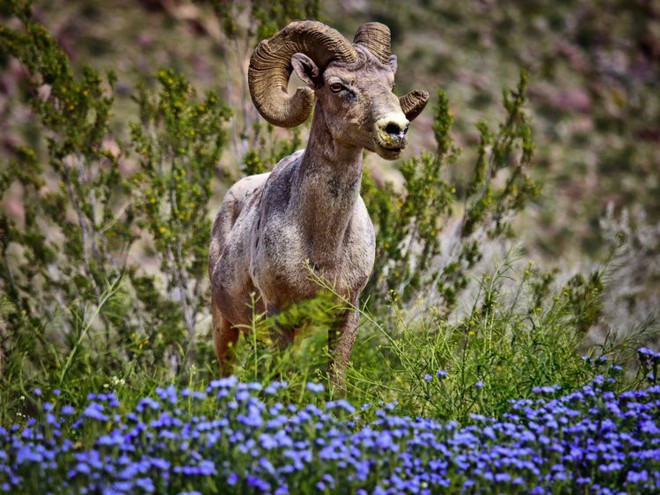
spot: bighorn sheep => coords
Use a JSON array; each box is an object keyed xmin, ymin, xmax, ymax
[{"xmin": 209, "ymin": 21, "xmax": 428, "ymax": 387}]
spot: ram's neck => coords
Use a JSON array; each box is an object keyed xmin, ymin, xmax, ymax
[{"xmin": 293, "ymin": 106, "xmax": 364, "ymax": 267}]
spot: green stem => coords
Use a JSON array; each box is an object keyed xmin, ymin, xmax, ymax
[{"xmin": 58, "ymin": 276, "xmax": 122, "ymax": 387}]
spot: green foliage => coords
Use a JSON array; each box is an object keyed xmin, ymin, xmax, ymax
[
  {"xmin": 129, "ymin": 69, "xmax": 232, "ymax": 367},
  {"xmin": 227, "ymin": 292, "xmax": 340, "ymax": 398},
  {"xmin": 251, "ymin": 0, "xmax": 322, "ymax": 39},
  {"xmin": 363, "ymin": 73, "xmax": 540, "ymax": 311},
  {"xmin": 462, "ymin": 71, "xmax": 537, "ymax": 237},
  {"xmin": 0, "ymin": 3, "xmax": 132, "ymax": 337},
  {"xmin": 0, "ymin": 4, "xmax": 230, "ymax": 417},
  {"xmin": 241, "ymin": 125, "xmax": 303, "ymax": 176},
  {"xmin": 206, "ymin": 0, "xmax": 322, "ymax": 40},
  {"xmin": 347, "ymin": 255, "xmax": 617, "ymax": 422},
  {"xmin": 218, "ymin": 252, "xmax": 643, "ymax": 423},
  {"xmin": 362, "ymin": 91, "xmax": 457, "ymax": 302}
]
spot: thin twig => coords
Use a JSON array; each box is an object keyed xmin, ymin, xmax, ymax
[{"xmin": 63, "ymin": 158, "xmax": 100, "ymax": 300}]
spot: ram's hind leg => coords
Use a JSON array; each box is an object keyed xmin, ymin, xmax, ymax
[{"xmin": 212, "ymin": 301, "xmax": 240, "ymax": 376}]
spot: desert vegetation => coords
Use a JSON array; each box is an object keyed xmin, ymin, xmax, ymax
[{"xmin": 0, "ymin": 0, "xmax": 658, "ymax": 493}]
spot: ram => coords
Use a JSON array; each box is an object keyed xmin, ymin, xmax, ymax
[{"xmin": 209, "ymin": 20, "xmax": 428, "ymax": 388}]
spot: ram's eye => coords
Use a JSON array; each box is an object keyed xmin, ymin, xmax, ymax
[{"xmin": 329, "ymin": 83, "xmax": 344, "ymax": 93}]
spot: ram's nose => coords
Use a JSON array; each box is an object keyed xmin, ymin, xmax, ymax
[
  {"xmin": 384, "ymin": 120, "xmax": 410, "ymax": 139},
  {"xmin": 375, "ymin": 115, "xmax": 410, "ymax": 149}
]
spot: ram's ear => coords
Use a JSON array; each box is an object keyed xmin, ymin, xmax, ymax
[
  {"xmin": 388, "ymin": 55, "xmax": 398, "ymax": 74},
  {"xmin": 292, "ymin": 53, "xmax": 321, "ymax": 88}
]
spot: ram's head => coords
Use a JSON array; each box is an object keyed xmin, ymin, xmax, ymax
[{"xmin": 248, "ymin": 21, "xmax": 429, "ymax": 159}]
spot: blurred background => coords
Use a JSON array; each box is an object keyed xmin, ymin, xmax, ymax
[{"xmin": 2, "ymin": 0, "xmax": 658, "ymax": 258}]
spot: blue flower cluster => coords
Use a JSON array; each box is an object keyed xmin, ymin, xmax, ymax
[{"xmin": 1, "ymin": 367, "xmax": 658, "ymax": 494}]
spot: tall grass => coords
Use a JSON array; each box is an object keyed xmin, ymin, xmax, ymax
[{"xmin": 216, "ymin": 250, "xmax": 651, "ymax": 425}]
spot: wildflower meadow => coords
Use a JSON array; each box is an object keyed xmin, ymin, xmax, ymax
[{"xmin": 2, "ymin": 349, "xmax": 659, "ymax": 494}]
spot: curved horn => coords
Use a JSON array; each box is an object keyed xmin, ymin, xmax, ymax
[
  {"xmin": 353, "ymin": 22, "xmax": 392, "ymax": 64},
  {"xmin": 399, "ymin": 90, "xmax": 429, "ymax": 121},
  {"xmin": 248, "ymin": 21, "xmax": 357, "ymax": 128},
  {"xmin": 353, "ymin": 22, "xmax": 391, "ymax": 64}
]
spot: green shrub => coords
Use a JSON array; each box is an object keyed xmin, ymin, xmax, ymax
[
  {"xmin": 0, "ymin": 3, "xmax": 232, "ymax": 417},
  {"xmin": 363, "ymin": 73, "xmax": 540, "ymax": 312},
  {"xmin": 129, "ymin": 68, "xmax": 232, "ymax": 370},
  {"xmin": 348, "ymin": 254, "xmax": 611, "ymax": 422},
  {"xmin": 1, "ymin": 4, "xmax": 135, "ymax": 409}
]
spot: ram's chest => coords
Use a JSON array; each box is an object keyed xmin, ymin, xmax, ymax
[{"xmin": 249, "ymin": 217, "xmax": 374, "ymax": 308}]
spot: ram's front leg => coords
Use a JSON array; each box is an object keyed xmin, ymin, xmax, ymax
[{"xmin": 328, "ymin": 306, "xmax": 360, "ymax": 394}]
